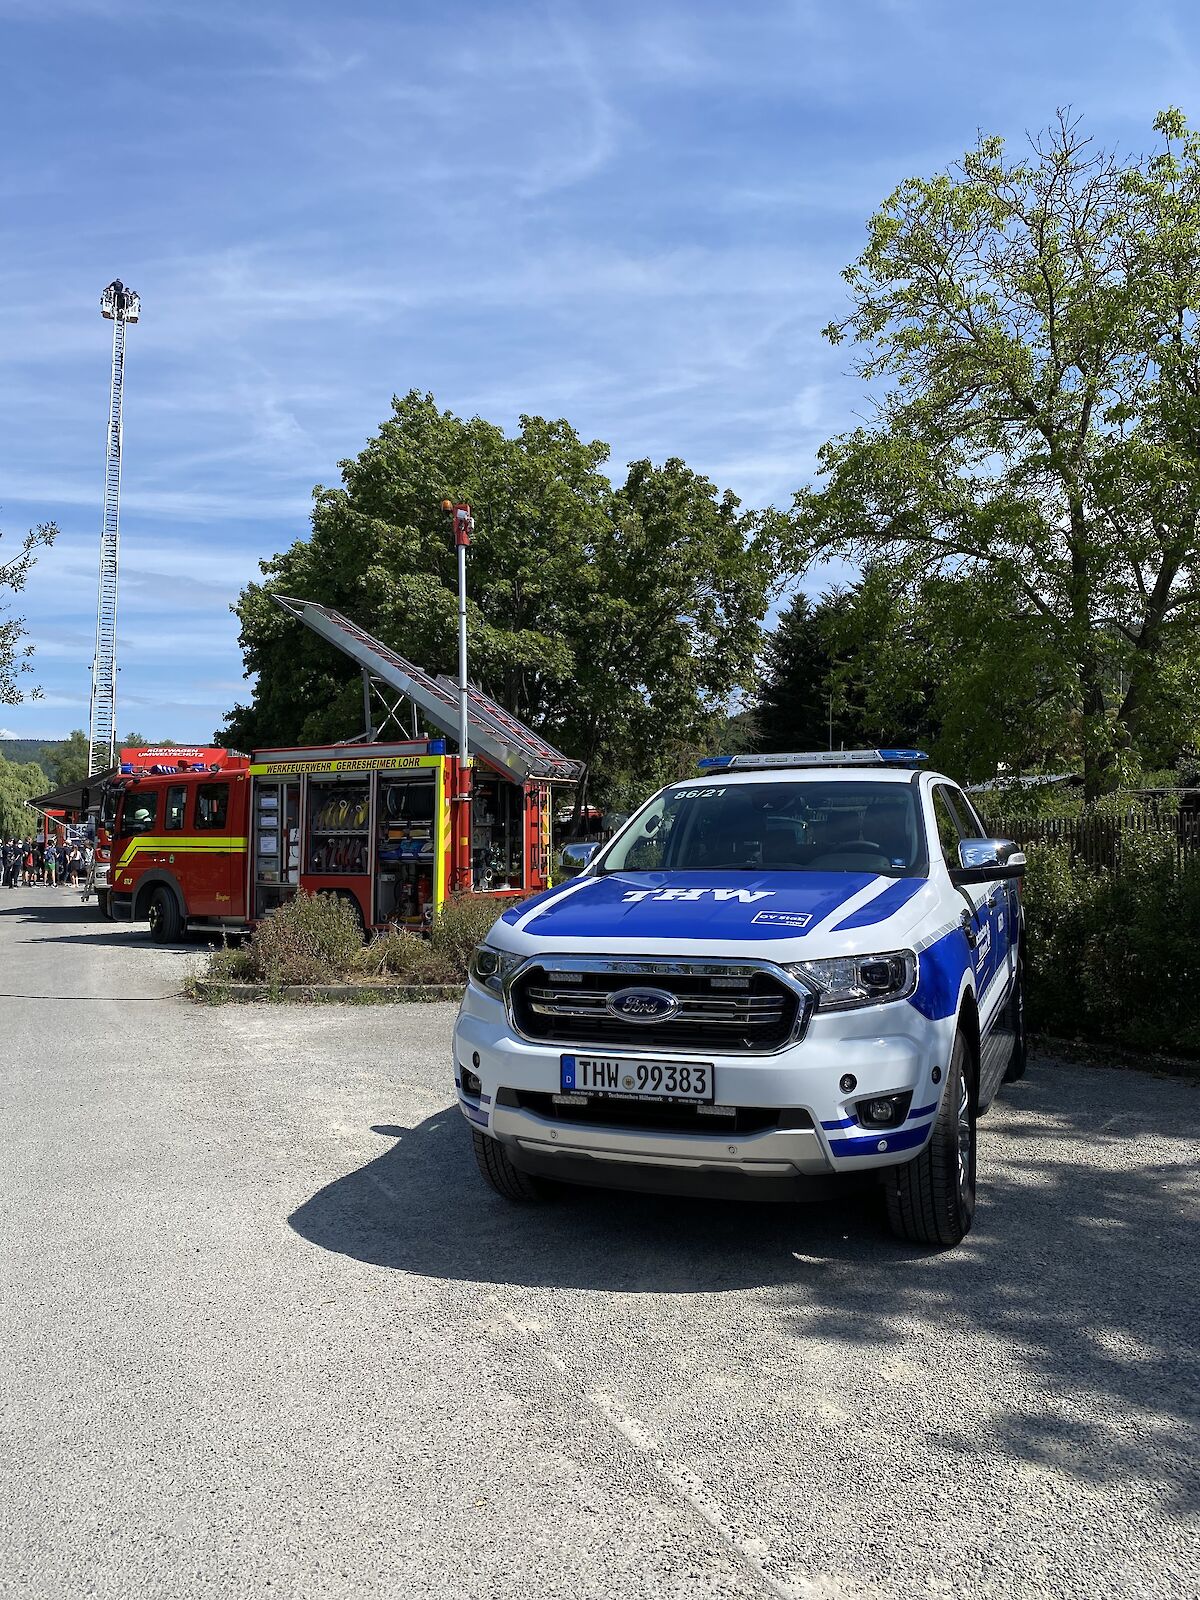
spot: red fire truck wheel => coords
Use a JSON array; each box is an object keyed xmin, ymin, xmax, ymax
[{"xmin": 147, "ymin": 885, "xmax": 184, "ymax": 944}]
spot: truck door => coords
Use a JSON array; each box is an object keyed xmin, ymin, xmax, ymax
[
  {"xmin": 190, "ymin": 780, "xmax": 234, "ymax": 917},
  {"xmin": 932, "ymin": 784, "xmax": 999, "ymax": 1003},
  {"xmin": 953, "ymin": 785, "xmax": 1014, "ymax": 995},
  {"xmin": 113, "ymin": 786, "xmax": 159, "ymax": 901}
]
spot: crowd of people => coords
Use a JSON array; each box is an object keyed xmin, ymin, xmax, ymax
[{"xmin": 1, "ymin": 836, "xmax": 92, "ymax": 888}]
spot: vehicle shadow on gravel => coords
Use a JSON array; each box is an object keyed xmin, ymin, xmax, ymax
[
  {"xmin": 289, "ymin": 1060, "xmax": 1199, "ymax": 1514},
  {"xmin": 0, "ymin": 896, "xmax": 225, "ymax": 948}
]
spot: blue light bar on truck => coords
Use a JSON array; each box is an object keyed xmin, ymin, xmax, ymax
[{"xmin": 698, "ymin": 749, "xmax": 928, "ymax": 771}]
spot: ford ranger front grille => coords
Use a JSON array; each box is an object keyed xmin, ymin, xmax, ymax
[{"xmin": 507, "ymin": 958, "xmax": 810, "ymax": 1054}]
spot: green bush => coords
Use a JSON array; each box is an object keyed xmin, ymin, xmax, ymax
[
  {"xmin": 429, "ymin": 893, "xmax": 526, "ymax": 977},
  {"xmin": 1022, "ymin": 833, "xmax": 1200, "ymax": 1054},
  {"xmin": 194, "ymin": 889, "xmax": 530, "ymax": 993},
  {"xmin": 248, "ymin": 891, "xmax": 365, "ymax": 987},
  {"xmin": 351, "ymin": 928, "xmax": 459, "ymax": 985},
  {"xmin": 206, "ymin": 943, "xmax": 257, "ymax": 983}
]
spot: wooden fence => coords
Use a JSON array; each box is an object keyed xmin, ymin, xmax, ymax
[{"xmin": 982, "ymin": 810, "xmax": 1200, "ymax": 873}]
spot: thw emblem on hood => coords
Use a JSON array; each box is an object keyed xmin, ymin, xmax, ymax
[{"xmin": 621, "ymin": 888, "xmax": 776, "ymax": 904}]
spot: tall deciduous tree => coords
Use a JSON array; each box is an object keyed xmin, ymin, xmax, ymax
[
  {"xmin": 756, "ymin": 568, "xmax": 1079, "ymax": 780},
  {"xmin": 794, "ymin": 110, "xmax": 1200, "ymax": 798},
  {"xmin": 0, "ymin": 756, "xmax": 49, "ymax": 836},
  {"xmin": 1, "ymin": 520, "xmax": 56, "ymax": 705},
  {"xmin": 40, "ymin": 730, "xmax": 90, "ymax": 788},
  {"xmin": 220, "ymin": 392, "xmax": 781, "ymax": 808}
]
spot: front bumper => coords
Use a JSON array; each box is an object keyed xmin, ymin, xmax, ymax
[{"xmin": 453, "ymin": 980, "xmax": 951, "ymax": 1194}]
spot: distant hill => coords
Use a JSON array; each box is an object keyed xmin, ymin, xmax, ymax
[{"xmin": 0, "ymin": 739, "xmax": 62, "ymax": 769}]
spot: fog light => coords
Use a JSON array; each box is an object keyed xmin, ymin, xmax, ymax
[
  {"xmin": 839, "ymin": 1074, "xmax": 857, "ymax": 1093},
  {"xmin": 461, "ymin": 1067, "xmax": 482, "ymax": 1099},
  {"xmin": 855, "ymin": 1091, "xmax": 912, "ymax": 1129}
]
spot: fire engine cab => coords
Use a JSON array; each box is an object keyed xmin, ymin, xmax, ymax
[
  {"xmin": 107, "ymin": 600, "xmax": 580, "ymax": 940},
  {"xmin": 93, "ymin": 745, "xmax": 243, "ymax": 919}
]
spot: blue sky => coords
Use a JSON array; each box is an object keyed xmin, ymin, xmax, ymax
[{"xmin": 2, "ymin": 0, "xmax": 1197, "ymax": 741}]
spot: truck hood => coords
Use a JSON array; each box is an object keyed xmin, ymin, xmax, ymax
[{"xmin": 497, "ymin": 869, "xmax": 937, "ymax": 960}]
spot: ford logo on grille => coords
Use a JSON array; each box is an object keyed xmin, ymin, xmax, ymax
[{"xmin": 606, "ymin": 986, "xmax": 680, "ymax": 1023}]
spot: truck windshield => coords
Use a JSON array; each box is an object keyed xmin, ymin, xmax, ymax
[{"xmin": 599, "ymin": 780, "xmax": 926, "ymax": 878}]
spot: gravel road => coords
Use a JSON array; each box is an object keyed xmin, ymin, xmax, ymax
[{"xmin": 1, "ymin": 888, "xmax": 1196, "ymax": 1599}]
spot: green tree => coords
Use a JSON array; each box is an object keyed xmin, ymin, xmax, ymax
[
  {"xmin": 754, "ymin": 593, "xmax": 842, "ymax": 752},
  {"xmin": 221, "ymin": 392, "xmax": 781, "ymax": 810},
  {"xmin": 1, "ymin": 520, "xmax": 56, "ymax": 704},
  {"xmin": 794, "ymin": 110, "xmax": 1200, "ymax": 799},
  {"xmin": 755, "ymin": 569, "xmax": 1077, "ymax": 780},
  {"xmin": 818, "ymin": 567, "xmax": 1072, "ymax": 779},
  {"xmin": 41, "ymin": 730, "xmax": 170, "ymax": 787},
  {"xmin": 808, "ymin": 574, "xmax": 940, "ymax": 754},
  {"xmin": 563, "ymin": 455, "xmax": 783, "ymax": 815},
  {"xmin": 41, "ymin": 730, "xmax": 90, "ymax": 787},
  {"xmin": 0, "ymin": 756, "xmax": 49, "ymax": 836}
]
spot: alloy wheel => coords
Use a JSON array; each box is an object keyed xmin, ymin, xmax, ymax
[{"xmin": 956, "ymin": 1071, "xmax": 973, "ymax": 1201}]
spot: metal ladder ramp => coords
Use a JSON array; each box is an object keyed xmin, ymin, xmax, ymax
[
  {"xmin": 434, "ymin": 676, "xmax": 580, "ymax": 781},
  {"xmin": 270, "ymin": 595, "xmax": 582, "ymax": 782}
]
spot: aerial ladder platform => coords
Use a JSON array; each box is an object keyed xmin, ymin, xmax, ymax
[{"xmin": 87, "ymin": 280, "xmax": 140, "ymax": 777}]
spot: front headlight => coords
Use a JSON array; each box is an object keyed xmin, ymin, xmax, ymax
[
  {"xmin": 468, "ymin": 941, "xmax": 524, "ymax": 996},
  {"xmin": 785, "ymin": 950, "xmax": 917, "ymax": 1011}
]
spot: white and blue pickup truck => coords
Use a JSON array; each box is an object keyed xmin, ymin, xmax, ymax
[{"xmin": 453, "ymin": 751, "xmax": 1027, "ymax": 1247}]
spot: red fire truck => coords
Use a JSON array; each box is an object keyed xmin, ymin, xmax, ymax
[
  {"xmin": 93, "ymin": 746, "xmax": 246, "ymax": 919},
  {"xmin": 106, "ymin": 602, "xmax": 580, "ymax": 939},
  {"xmin": 107, "ymin": 738, "xmax": 561, "ymax": 940}
]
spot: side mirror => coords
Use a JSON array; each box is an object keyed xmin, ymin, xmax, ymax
[
  {"xmin": 561, "ymin": 842, "xmax": 599, "ymax": 876},
  {"xmin": 951, "ymin": 838, "xmax": 1026, "ymax": 885}
]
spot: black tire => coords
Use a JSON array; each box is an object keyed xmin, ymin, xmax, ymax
[
  {"xmin": 96, "ymin": 889, "xmax": 112, "ymax": 920},
  {"xmin": 1003, "ymin": 957, "xmax": 1028, "ymax": 1082},
  {"xmin": 884, "ymin": 1029, "xmax": 976, "ymax": 1248},
  {"xmin": 147, "ymin": 886, "xmax": 184, "ymax": 944},
  {"xmin": 471, "ymin": 1129, "xmax": 547, "ymax": 1202}
]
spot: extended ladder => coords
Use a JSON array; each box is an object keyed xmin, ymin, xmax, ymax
[{"xmin": 88, "ymin": 281, "xmax": 140, "ymax": 777}]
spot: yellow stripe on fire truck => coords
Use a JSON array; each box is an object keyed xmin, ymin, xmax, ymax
[{"xmin": 115, "ymin": 837, "xmax": 249, "ymax": 869}]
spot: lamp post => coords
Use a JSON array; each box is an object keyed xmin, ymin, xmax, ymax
[{"xmin": 442, "ymin": 499, "xmax": 474, "ymax": 890}]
